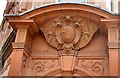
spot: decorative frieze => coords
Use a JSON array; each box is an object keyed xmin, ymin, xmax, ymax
[
  {"xmin": 32, "ymin": 58, "xmax": 59, "ymax": 76},
  {"xmin": 76, "ymin": 57, "xmax": 107, "ymax": 76}
]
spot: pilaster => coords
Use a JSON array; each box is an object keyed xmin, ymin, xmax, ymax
[
  {"xmin": 8, "ymin": 26, "xmax": 32, "ymax": 76},
  {"xmin": 101, "ymin": 18, "xmax": 119, "ymax": 76}
]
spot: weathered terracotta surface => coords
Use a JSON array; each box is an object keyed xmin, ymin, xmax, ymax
[{"xmin": 2, "ymin": 3, "xmax": 119, "ymax": 76}]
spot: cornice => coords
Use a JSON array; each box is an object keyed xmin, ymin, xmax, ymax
[
  {"xmin": 4, "ymin": 3, "xmax": 116, "ymax": 19},
  {"xmin": 12, "ymin": 42, "xmax": 31, "ymax": 56}
]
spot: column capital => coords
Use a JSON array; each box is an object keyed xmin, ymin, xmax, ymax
[
  {"xmin": 12, "ymin": 42, "xmax": 31, "ymax": 55},
  {"xmin": 107, "ymin": 42, "xmax": 120, "ymax": 49},
  {"xmin": 13, "ymin": 28, "xmax": 32, "ymax": 55},
  {"xmin": 103, "ymin": 18, "xmax": 120, "ymax": 43},
  {"xmin": 8, "ymin": 19, "xmax": 39, "ymax": 34},
  {"xmin": 101, "ymin": 18, "xmax": 119, "ymax": 28}
]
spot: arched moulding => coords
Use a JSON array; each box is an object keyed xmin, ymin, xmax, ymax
[
  {"xmin": 19, "ymin": 3, "xmax": 115, "ymax": 19},
  {"xmin": 5, "ymin": 3, "xmax": 117, "ymax": 35},
  {"xmin": 74, "ymin": 66, "xmax": 98, "ymax": 76},
  {"xmin": 38, "ymin": 66, "xmax": 61, "ymax": 76}
]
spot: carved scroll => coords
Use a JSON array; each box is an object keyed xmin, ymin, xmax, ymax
[
  {"xmin": 39, "ymin": 16, "xmax": 98, "ymax": 55},
  {"xmin": 32, "ymin": 59, "xmax": 59, "ymax": 75},
  {"xmin": 77, "ymin": 59, "xmax": 104, "ymax": 75}
]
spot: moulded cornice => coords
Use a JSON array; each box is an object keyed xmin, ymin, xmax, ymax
[
  {"xmin": 7, "ymin": 19, "xmax": 39, "ymax": 33},
  {"xmin": 101, "ymin": 17, "xmax": 119, "ymax": 28},
  {"xmin": 12, "ymin": 42, "xmax": 30, "ymax": 57},
  {"xmin": 4, "ymin": 3, "xmax": 116, "ymax": 19},
  {"xmin": 4, "ymin": 3, "xmax": 118, "ymax": 35}
]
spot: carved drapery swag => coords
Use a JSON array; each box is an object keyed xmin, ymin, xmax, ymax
[{"xmin": 39, "ymin": 16, "xmax": 98, "ymax": 55}]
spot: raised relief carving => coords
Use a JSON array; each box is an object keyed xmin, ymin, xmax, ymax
[
  {"xmin": 61, "ymin": 26, "xmax": 75, "ymax": 43},
  {"xmin": 33, "ymin": 59, "xmax": 59, "ymax": 75},
  {"xmin": 39, "ymin": 16, "xmax": 98, "ymax": 55},
  {"xmin": 77, "ymin": 59, "xmax": 104, "ymax": 75},
  {"xmin": 21, "ymin": 53, "xmax": 28, "ymax": 75}
]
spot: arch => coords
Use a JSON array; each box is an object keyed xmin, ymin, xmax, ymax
[
  {"xmin": 35, "ymin": 66, "xmax": 98, "ymax": 76},
  {"xmin": 5, "ymin": 3, "xmax": 117, "ymax": 34},
  {"xmin": 39, "ymin": 66, "xmax": 61, "ymax": 76},
  {"xmin": 5, "ymin": 3, "xmax": 115, "ymax": 19},
  {"xmin": 74, "ymin": 66, "xmax": 98, "ymax": 76},
  {"xmin": 4, "ymin": 3, "xmax": 118, "ymax": 76}
]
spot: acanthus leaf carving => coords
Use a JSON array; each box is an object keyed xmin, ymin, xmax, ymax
[{"xmin": 39, "ymin": 16, "xmax": 98, "ymax": 55}]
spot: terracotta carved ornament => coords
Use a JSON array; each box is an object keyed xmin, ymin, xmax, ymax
[{"xmin": 39, "ymin": 16, "xmax": 98, "ymax": 55}]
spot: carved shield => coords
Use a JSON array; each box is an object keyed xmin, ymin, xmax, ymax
[{"xmin": 39, "ymin": 16, "xmax": 98, "ymax": 50}]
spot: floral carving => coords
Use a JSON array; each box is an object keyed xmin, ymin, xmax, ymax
[{"xmin": 39, "ymin": 16, "xmax": 98, "ymax": 55}]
